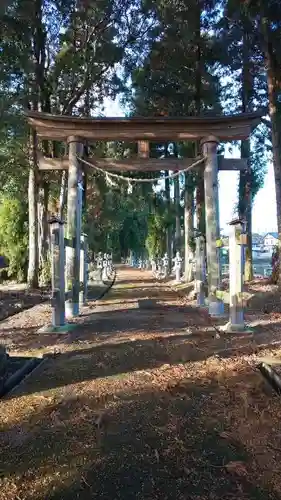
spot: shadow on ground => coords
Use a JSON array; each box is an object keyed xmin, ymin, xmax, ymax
[
  {"xmin": 103, "ymin": 286, "xmax": 177, "ymax": 302},
  {"xmin": 74, "ymin": 302, "xmax": 206, "ymax": 336},
  {"xmin": 1, "ymin": 270, "xmax": 281, "ymax": 498},
  {"xmin": 113, "ymin": 274, "xmax": 154, "ymax": 286},
  {"xmin": 4, "ymin": 320, "xmax": 281, "ymax": 399},
  {"xmin": 1, "ymin": 365, "xmax": 280, "ymax": 500}
]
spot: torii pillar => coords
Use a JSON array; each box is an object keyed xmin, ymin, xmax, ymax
[
  {"xmin": 201, "ymin": 136, "xmax": 224, "ymax": 317},
  {"xmin": 65, "ymin": 136, "xmax": 84, "ymax": 318}
]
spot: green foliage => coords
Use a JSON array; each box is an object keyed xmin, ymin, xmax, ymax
[
  {"xmin": 84, "ymin": 168, "xmax": 152, "ymax": 257},
  {"xmin": 131, "ymin": 1, "xmax": 222, "ymax": 117},
  {"xmin": 218, "ymin": 2, "xmax": 268, "ymax": 205},
  {"xmin": 119, "ymin": 213, "xmax": 148, "ymax": 256},
  {"xmin": 0, "ymin": 0, "xmax": 279, "ymax": 285},
  {"xmin": 0, "ymin": 196, "xmax": 28, "ymax": 281},
  {"xmin": 39, "ymin": 253, "xmax": 51, "ymax": 287},
  {"xmin": 0, "ymin": 96, "xmax": 29, "ymax": 198},
  {"xmin": 145, "ymin": 209, "xmax": 172, "ymax": 259}
]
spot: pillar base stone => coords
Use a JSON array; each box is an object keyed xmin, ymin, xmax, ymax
[
  {"xmin": 65, "ymin": 301, "xmax": 79, "ymax": 319},
  {"xmin": 196, "ymin": 291, "xmax": 206, "ymax": 307},
  {"xmin": 208, "ymin": 300, "xmax": 225, "ymax": 317},
  {"xmin": 37, "ymin": 323, "xmax": 78, "ymax": 334},
  {"xmin": 220, "ymin": 322, "xmax": 254, "ymax": 334}
]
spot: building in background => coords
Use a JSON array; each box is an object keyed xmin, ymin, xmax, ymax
[
  {"xmin": 263, "ymin": 232, "xmax": 279, "ymax": 253},
  {"xmin": 252, "ymin": 233, "xmax": 264, "ymax": 251}
]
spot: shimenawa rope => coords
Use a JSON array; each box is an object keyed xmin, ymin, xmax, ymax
[{"xmin": 77, "ymin": 155, "xmax": 206, "ymax": 184}]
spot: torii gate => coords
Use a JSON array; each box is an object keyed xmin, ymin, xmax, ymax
[{"xmin": 27, "ymin": 111, "xmax": 262, "ymax": 317}]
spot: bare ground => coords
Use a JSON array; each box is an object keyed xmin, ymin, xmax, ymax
[{"xmin": 0, "ymin": 267, "xmax": 281, "ymax": 499}]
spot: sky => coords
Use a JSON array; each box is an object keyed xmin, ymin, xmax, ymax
[
  {"xmin": 220, "ymin": 150, "xmax": 277, "ymax": 235},
  {"xmin": 103, "ymin": 96, "xmax": 277, "ymax": 236}
]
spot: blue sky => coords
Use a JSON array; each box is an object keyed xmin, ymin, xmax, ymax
[
  {"xmin": 219, "ymin": 163, "xmax": 276, "ymax": 235},
  {"xmin": 103, "ymin": 97, "xmax": 277, "ymax": 235}
]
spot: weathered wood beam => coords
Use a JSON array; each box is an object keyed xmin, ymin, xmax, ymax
[
  {"xmin": 27, "ymin": 110, "xmax": 263, "ymax": 142},
  {"xmin": 38, "ymin": 155, "xmax": 248, "ymax": 172},
  {"xmin": 38, "ymin": 155, "xmax": 69, "ymax": 170}
]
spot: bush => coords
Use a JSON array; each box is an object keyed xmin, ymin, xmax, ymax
[{"xmin": 0, "ymin": 196, "xmax": 28, "ymax": 282}]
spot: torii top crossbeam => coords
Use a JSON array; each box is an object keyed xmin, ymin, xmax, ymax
[{"xmin": 27, "ymin": 110, "xmax": 263, "ymax": 141}]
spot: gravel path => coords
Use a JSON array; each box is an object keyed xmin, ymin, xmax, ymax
[{"xmin": 0, "ymin": 267, "xmax": 281, "ymax": 500}]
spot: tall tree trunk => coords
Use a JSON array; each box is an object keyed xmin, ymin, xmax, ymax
[
  {"xmin": 239, "ymin": 27, "xmax": 253, "ymax": 281},
  {"xmin": 82, "ymin": 145, "xmax": 88, "ymax": 220},
  {"xmin": 59, "ymin": 170, "xmax": 68, "ymax": 219},
  {"xmin": 83, "ymin": 92, "xmax": 90, "ymax": 222},
  {"xmin": 184, "ymin": 173, "xmax": 194, "ymax": 282},
  {"xmin": 194, "ymin": 3, "xmax": 205, "ymax": 239},
  {"xmin": 27, "ymin": 129, "xmax": 39, "ymax": 288},
  {"xmin": 173, "ymin": 143, "xmax": 181, "ymax": 252},
  {"xmin": 239, "ymin": 140, "xmax": 253, "ymax": 281},
  {"xmin": 38, "ymin": 138, "xmax": 50, "ymax": 269},
  {"xmin": 174, "ymin": 174, "xmax": 181, "ymax": 251},
  {"xmin": 38, "ymin": 178, "xmax": 49, "ymax": 268},
  {"xmin": 164, "ymin": 169, "xmax": 172, "ymax": 264},
  {"xmin": 27, "ymin": 0, "xmax": 45, "ymax": 288},
  {"xmin": 261, "ymin": 16, "xmax": 281, "ymax": 283},
  {"xmin": 195, "ymin": 172, "xmax": 205, "ymax": 235},
  {"xmin": 164, "ymin": 144, "xmax": 172, "ymax": 263}
]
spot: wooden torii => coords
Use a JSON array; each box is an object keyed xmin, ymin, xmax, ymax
[{"xmin": 27, "ymin": 110, "xmax": 262, "ymax": 317}]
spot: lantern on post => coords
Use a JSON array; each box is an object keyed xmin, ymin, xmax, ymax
[
  {"xmin": 49, "ymin": 216, "xmax": 66, "ymax": 328},
  {"xmin": 220, "ymin": 218, "xmax": 252, "ymax": 333}
]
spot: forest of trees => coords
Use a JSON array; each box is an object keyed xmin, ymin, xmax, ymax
[{"xmin": 0, "ymin": 0, "xmax": 280, "ymax": 287}]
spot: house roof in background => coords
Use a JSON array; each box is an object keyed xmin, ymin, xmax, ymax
[{"xmin": 263, "ymin": 232, "xmax": 279, "ymax": 239}]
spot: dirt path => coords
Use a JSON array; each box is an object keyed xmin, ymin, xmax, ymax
[{"xmin": 0, "ymin": 267, "xmax": 281, "ymax": 499}]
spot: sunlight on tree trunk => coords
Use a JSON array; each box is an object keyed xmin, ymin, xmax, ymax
[
  {"xmin": 174, "ymin": 174, "xmax": 181, "ymax": 252},
  {"xmin": 184, "ymin": 173, "xmax": 194, "ymax": 282},
  {"xmin": 262, "ymin": 14, "xmax": 281, "ymax": 284},
  {"xmin": 59, "ymin": 170, "xmax": 68, "ymax": 220},
  {"xmin": 239, "ymin": 27, "xmax": 253, "ymax": 281},
  {"xmin": 27, "ymin": 130, "xmax": 39, "ymax": 288},
  {"xmin": 38, "ymin": 179, "xmax": 49, "ymax": 268},
  {"xmin": 239, "ymin": 139, "xmax": 253, "ymax": 281},
  {"xmin": 165, "ymin": 170, "xmax": 172, "ymax": 265}
]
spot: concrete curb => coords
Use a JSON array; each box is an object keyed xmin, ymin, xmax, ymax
[
  {"xmin": 0, "ymin": 356, "xmax": 43, "ymax": 398},
  {"xmin": 98, "ymin": 270, "xmax": 117, "ymax": 300}
]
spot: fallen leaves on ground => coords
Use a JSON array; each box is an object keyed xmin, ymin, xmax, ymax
[
  {"xmin": 225, "ymin": 461, "xmax": 248, "ymax": 476},
  {"xmin": 1, "ymin": 269, "xmax": 281, "ymax": 499}
]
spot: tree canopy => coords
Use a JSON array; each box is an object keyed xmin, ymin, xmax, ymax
[{"xmin": 0, "ymin": 0, "xmax": 280, "ymax": 282}]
